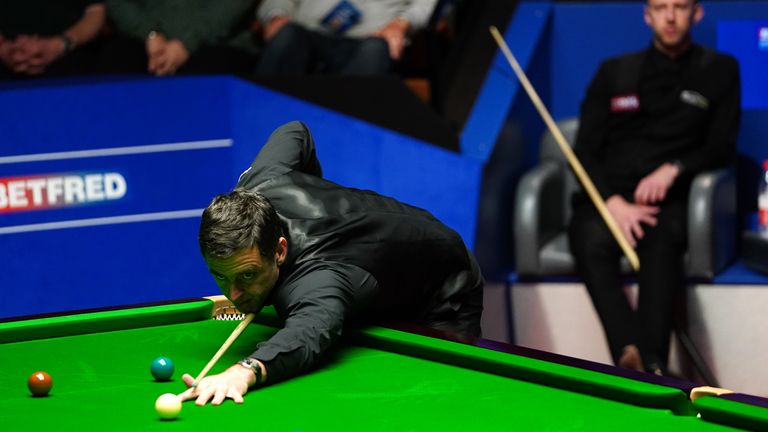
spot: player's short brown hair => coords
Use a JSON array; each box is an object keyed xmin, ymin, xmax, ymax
[{"xmin": 199, "ymin": 189, "xmax": 283, "ymax": 259}]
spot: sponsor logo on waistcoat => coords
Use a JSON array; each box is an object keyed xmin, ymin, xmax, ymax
[
  {"xmin": 610, "ymin": 94, "xmax": 640, "ymax": 112},
  {"xmin": 0, "ymin": 172, "xmax": 127, "ymax": 213},
  {"xmin": 680, "ymin": 90, "xmax": 709, "ymax": 109}
]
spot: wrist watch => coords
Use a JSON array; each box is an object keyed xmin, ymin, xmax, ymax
[{"xmin": 237, "ymin": 357, "xmax": 263, "ymax": 385}]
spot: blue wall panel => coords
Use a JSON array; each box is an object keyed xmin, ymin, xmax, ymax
[
  {"xmin": 0, "ymin": 77, "xmax": 232, "ymax": 153},
  {"xmin": 718, "ymin": 20, "xmax": 768, "ymax": 110},
  {"xmin": 1, "ymin": 217, "xmax": 210, "ymax": 318},
  {"xmin": 0, "ymin": 77, "xmax": 238, "ymax": 318}
]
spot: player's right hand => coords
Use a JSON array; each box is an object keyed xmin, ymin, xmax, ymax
[
  {"xmin": 178, "ymin": 365, "xmax": 253, "ymax": 406},
  {"xmin": 606, "ymin": 195, "xmax": 659, "ymax": 247}
]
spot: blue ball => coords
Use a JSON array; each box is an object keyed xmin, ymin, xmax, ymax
[{"xmin": 150, "ymin": 356, "xmax": 175, "ymax": 381}]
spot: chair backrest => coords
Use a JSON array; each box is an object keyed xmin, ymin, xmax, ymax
[{"xmin": 539, "ymin": 118, "xmax": 581, "ymax": 224}]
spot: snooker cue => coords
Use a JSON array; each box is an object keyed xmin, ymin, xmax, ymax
[
  {"xmin": 489, "ymin": 26, "xmax": 640, "ymax": 271},
  {"xmin": 191, "ymin": 312, "xmax": 256, "ymax": 387}
]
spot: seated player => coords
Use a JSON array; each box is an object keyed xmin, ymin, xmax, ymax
[
  {"xmin": 180, "ymin": 121, "xmax": 484, "ymax": 405},
  {"xmin": 568, "ymin": 0, "xmax": 740, "ymax": 374}
]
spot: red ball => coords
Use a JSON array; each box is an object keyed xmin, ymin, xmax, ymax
[{"xmin": 28, "ymin": 371, "xmax": 53, "ymax": 396}]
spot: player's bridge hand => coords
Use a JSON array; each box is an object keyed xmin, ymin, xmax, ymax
[{"xmin": 179, "ymin": 366, "xmax": 252, "ymax": 406}]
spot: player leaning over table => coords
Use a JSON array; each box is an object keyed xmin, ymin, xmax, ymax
[
  {"xmin": 179, "ymin": 120, "xmax": 484, "ymax": 405},
  {"xmin": 568, "ymin": 0, "xmax": 739, "ymax": 375}
]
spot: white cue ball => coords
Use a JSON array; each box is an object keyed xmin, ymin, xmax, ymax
[{"xmin": 155, "ymin": 393, "xmax": 182, "ymax": 420}]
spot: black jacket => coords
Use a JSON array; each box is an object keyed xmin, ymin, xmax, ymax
[{"xmin": 236, "ymin": 121, "xmax": 479, "ymax": 383}]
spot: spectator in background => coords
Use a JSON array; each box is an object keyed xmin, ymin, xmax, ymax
[
  {"xmin": 568, "ymin": 0, "xmax": 739, "ymax": 375},
  {"xmin": 0, "ymin": 0, "xmax": 106, "ymax": 79},
  {"xmin": 256, "ymin": 0, "xmax": 438, "ymax": 76},
  {"xmin": 104, "ymin": 0, "xmax": 260, "ymax": 77}
]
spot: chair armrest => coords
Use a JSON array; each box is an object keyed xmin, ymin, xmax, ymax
[
  {"xmin": 687, "ymin": 167, "xmax": 737, "ymax": 279},
  {"xmin": 514, "ymin": 161, "xmax": 564, "ymax": 274}
]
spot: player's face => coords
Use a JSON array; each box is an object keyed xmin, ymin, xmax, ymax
[
  {"xmin": 644, "ymin": 0, "xmax": 702, "ymax": 54},
  {"xmin": 205, "ymin": 238, "xmax": 287, "ymax": 314}
]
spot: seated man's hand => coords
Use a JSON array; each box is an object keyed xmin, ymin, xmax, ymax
[
  {"xmin": 372, "ymin": 17, "xmax": 409, "ymax": 60},
  {"xmin": 150, "ymin": 39, "xmax": 189, "ymax": 76},
  {"xmin": 7, "ymin": 35, "xmax": 38, "ymax": 74},
  {"xmin": 0, "ymin": 36, "xmax": 16, "ymax": 69},
  {"xmin": 145, "ymin": 31, "xmax": 168, "ymax": 74},
  {"xmin": 264, "ymin": 16, "xmax": 291, "ymax": 41},
  {"xmin": 179, "ymin": 363, "xmax": 256, "ymax": 406},
  {"xmin": 606, "ymin": 195, "xmax": 659, "ymax": 248},
  {"xmin": 19, "ymin": 36, "xmax": 68, "ymax": 75},
  {"xmin": 634, "ymin": 162, "xmax": 680, "ymax": 205}
]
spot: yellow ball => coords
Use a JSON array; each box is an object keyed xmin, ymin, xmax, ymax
[{"xmin": 155, "ymin": 393, "xmax": 182, "ymax": 420}]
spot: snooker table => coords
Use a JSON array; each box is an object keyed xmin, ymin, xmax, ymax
[{"xmin": 1, "ymin": 296, "xmax": 766, "ymax": 431}]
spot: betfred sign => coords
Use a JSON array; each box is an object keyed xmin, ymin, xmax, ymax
[{"xmin": 0, "ymin": 172, "xmax": 127, "ymax": 213}]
